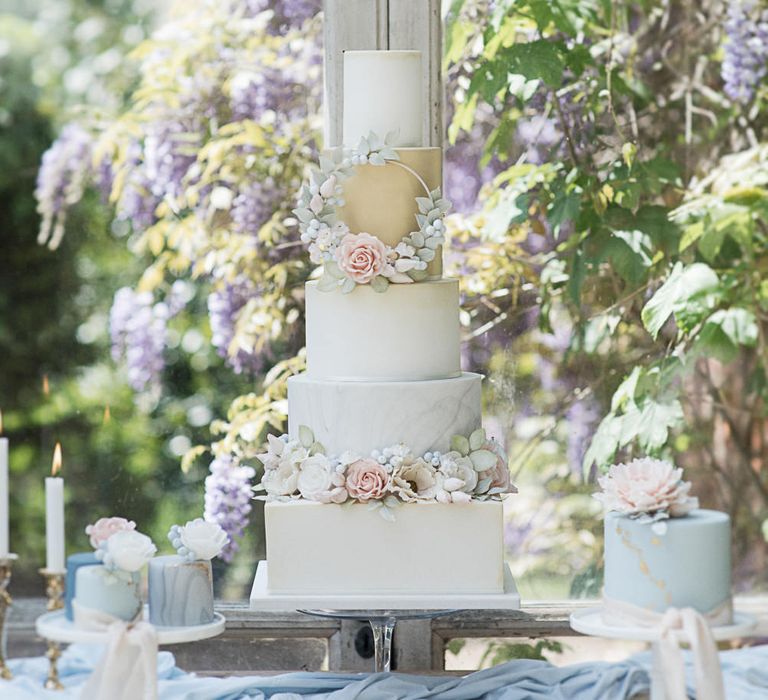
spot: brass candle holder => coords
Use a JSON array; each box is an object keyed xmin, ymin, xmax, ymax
[
  {"xmin": 0, "ymin": 554, "xmax": 17, "ymax": 680},
  {"xmin": 39, "ymin": 568, "xmax": 65, "ymax": 690}
]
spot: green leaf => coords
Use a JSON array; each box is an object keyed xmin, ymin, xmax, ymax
[
  {"xmin": 641, "ymin": 263, "xmax": 720, "ymax": 339},
  {"xmin": 698, "ymin": 308, "xmax": 758, "ymax": 362},
  {"xmin": 604, "ymin": 229, "xmax": 653, "ymax": 283},
  {"xmin": 324, "ymin": 261, "xmax": 345, "ymax": 279},
  {"xmin": 450, "ymin": 434, "xmax": 470, "ymax": 456},
  {"xmin": 370, "ymin": 275, "xmax": 390, "ymax": 293},
  {"xmin": 610, "ymin": 366, "xmax": 642, "ymax": 412},
  {"xmin": 469, "ymin": 428, "xmax": 487, "ymax": 451},
  {"xmin": 500, "ymin": 40, "xmax": 565, "ymax": 88},
  {"xmin": 340, "ymin": 278, "xmax": 357, "ymax": 294},
  {"xmin": 470, "ymin": 449, "xmax": 498, "ymax": 471},
  {"xmin": 582, "ymin": 413, "xmax": 624, "ymax": 475},
  {"xmin": 623, "ymin": 398, "xmax": 684, "ymax": 452},
  {"xmin": 622, "ymin": 142, "xmax": 637, "ymax": 169},
  {"xmin": 548, "ymin": 190, "xmax": 581, "ymax": 237},
  {"xmin": 298, "ymin": 425, "xmax": 314, "ymax": 448},
  {"xmin": 317, "ymin": 274, "xmax": 339, "ymax": 292}
]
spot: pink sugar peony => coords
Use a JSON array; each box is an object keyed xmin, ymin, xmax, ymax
[
  {"xmin": 85, "ymin": 516, "xmax": 136, "ymax": 549},
  {"xmin": 345, "ymin": 458, "xmax": 390, "ymax": 502},
  {"xmin": 594, "ymin": 458, "xmax": 698, "ymax": 518},
  {"xmin": 478, "ymin": 439, "xmax": 517, "ymax": 494},
  {"xmin": 335, "ymin": 232, "xmax": 388, "ymax": 284}
]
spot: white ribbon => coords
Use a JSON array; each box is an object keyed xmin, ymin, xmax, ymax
[
  {"xmin": 603, "ymin": 596, "xmax": 731, "ymax": 700},
  {"xmin": 73, "ymin": 601, "xmax": 158, "ymax": 700}
]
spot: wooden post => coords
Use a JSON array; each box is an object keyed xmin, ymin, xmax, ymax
[{"xmin": 323, "ymin": 0, "xmax": 443, "ymax": 148}]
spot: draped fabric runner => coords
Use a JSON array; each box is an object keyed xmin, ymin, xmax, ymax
[
  {"xmin": 72, "ymin": 602, "xmax": 158, "ymax": 700},
  {"xmin": 603, "ymin": 596, "xmax": 732, "ymax": 700}
]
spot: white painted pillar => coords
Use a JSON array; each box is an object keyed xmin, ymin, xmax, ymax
[{"xmin": 323, "ymin": 0, "xmax": 443, "ymax": 148}]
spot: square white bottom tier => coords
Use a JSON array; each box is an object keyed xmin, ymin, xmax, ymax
[{"xmin": 262, "ymin": 500, "xmax": 506, "ymax": 597}]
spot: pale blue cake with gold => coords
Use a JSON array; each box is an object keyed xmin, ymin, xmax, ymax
[
  {"xmin": 74, "ymin": 565, "xmax": 142, "ymax": 622},
  {"xmin": 604, "ymin": 509, "xmax": 732, "ymax": 618}
]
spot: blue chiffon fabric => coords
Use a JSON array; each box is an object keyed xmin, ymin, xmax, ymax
[{"xmin": 2, "ymin": 643, "xmax": 768, "ymax": 699}]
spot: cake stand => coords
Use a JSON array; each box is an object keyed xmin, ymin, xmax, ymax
[
  {"xmin": 570, "ymin": 607, "xmax": 758, "ymax": 700},
  {"xmin": 35, "ymin": 608, "xmax": 225, "ymax": 690},
  {"xmin": 251, "ymin": 561, "xmax": 520, "ymax": 672}
]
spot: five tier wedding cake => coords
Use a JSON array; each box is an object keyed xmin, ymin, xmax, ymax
[{"xmin": 253, "ymin": 50, "xmax": 517, "ymax": 597}]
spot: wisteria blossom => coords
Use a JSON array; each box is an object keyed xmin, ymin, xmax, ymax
[
  {"xmin": 204, "ymin": 455, "xmax": 256, "ymax": 562},
  {"xmin": 721, "ymin": 1, "xmax": 768, "ymax": 104},
  {"xmin": 35, "ymin": 123, "xmax": 92, "ymax": 250}
]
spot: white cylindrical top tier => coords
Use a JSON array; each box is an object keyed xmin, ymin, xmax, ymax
[{"xmin": 342, "ymin": 50, "xmax": 423, "ymax": 147}]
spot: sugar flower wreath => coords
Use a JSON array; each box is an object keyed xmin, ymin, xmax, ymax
[
  {"xmin": 254, "ymin": 426, "xmax": 518, "ymax": 521},
  {"xmin": 294, "ymin": 131, "xmax": 452, "ymax": 293}
]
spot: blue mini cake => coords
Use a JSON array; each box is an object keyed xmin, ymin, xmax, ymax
[
  {"xmin": 65, "ymin": 552, "xmax": 99, "ymax": 621},
  {"xmin": 596, "ymin": 458, "xmax": 733, "ymax": 623},
  {"xmin": 74, "ymin": 566, "xmax": 142, "ymax": 621},
  {"xmin": 604, "ymin": 509, "xmax": 732, "ymax": 617},
  {"xmin": 148, "ymin": 518, "xmax": 227, "ymax": 627}
]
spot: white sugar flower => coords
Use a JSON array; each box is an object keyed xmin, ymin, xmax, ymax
[
  {"xmin": 438, "ymin": 451, "xmax": 478, "ymax": 497},
  {"xmin": 297, "ymin": 454, "xmax": 347, "ymax": 504},
  {"xmin": 392, "ymin": 459, "xmax": 439, "ymax": 502},
  {"xmin": 98, "ymin": 530, "xmax": 156, "ymax": 573},
  {"xmin": 262, "ymin": 460, "xmax": 300, "ymax": 497},
  {"xmin": 594, "ymin": 457, "xmax": 698, "ymax": 519},
  {"xmin": 170, "ymin": 518, "xmax": 229, "ymax": 561}
]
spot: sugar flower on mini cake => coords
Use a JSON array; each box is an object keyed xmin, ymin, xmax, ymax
[
  {"xmin": 96, "ymin": 529, "xmax": 157, "ymax": 573},
  {"xmin": 594, "ymin": 457, "xmax": 699, "ymax": 521},
  {"xmin": 85, "ymin": 516, "xmax": 137, "ymax": 548},
  {"xmin": 169, "ymin": 518, "xmax": 229, "ymax": 562}
]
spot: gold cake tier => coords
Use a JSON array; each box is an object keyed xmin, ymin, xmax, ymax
[{"xmin": 337, "ymin": 147, "xmax": 443, "ymax": 278}]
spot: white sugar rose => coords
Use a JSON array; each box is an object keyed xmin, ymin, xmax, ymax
[
  {"xmin": 438, "ymin": 452, "xmax": 478, "ymax": 498},
  {"xmin": 100, "ymin": 530, "xmax": 156, "ymax": 573},
  {"xmin": 594, "ymin": 457, "xmax": 698, "ymax": 519},
  {"xmin": 297, "ymin": 454, "xmax": 347, "ymax": 504},
  {"xmin": 392, "ymin": 459, "xmax": 438, "ymax": 502},
  {"xmin": 261, "ymin": 460, "xmax": 300, "ymax": 497},
  {"xmin": 179, "ymin": 519, "xmax": 229, "ymax": 561}
]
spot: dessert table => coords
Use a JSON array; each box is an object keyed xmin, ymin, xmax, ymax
[{"xmin": 3, "ymin": 643, "xmax": 768, "ymax": 698}]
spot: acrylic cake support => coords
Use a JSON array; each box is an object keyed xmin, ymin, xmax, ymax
[
  {"xmin": 299, "ymin": 608, "xmax": 458, "ymax": 672},
  {"xmin": 570, "ymin": 607, "xmax": 758, "ymax": 700},
  {"xmin": 250, "ymin": 561, "xmax": 520, "ymax": 672}
]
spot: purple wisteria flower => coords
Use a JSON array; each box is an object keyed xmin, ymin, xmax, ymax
[
  {"xmin": 207, "ymin": 278, "xmax": 264, "ymax": 374},
  {"xmin": 230, "ymin": 179, "xmax": 285, "ymax": 236},
  {"xmin": 109, "ymin": 283, "xmax": 187, "ymax": 392},
  {"xmin": 204, "ymin": 455, "xmax": 256, "ymax": 562},
  {"xmin": 721, "ymin": 1, "xmax": 768, "ymax": 104},
  {"xmin": 35, "ymin": 123, "xmax": 93, "ymax": 250}
]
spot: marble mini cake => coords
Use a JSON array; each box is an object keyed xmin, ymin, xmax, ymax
[
  {"xmin": 254, "ymin": 49, "xmax": 517, "ymax": 597},
  {"xmin": 597, "ymin": 458, "xmax": 732, "ymax": 623},
  {"xmin": 148, "ymin": 519, "xmax": 227, "ymax": 627}
]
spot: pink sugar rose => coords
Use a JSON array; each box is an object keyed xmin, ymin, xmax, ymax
[
  {"xmin": 85, "ymin": 517, "xmax": 136, "ymax": 549},
  {"xmin": 345, "ymin": 458, "xmax": 390, "ymax": 502},
  {"xmin": 335, "ymin": 232, "xmax": 388, "ymax": 284}
]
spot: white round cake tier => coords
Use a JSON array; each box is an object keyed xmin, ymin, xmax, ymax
[
  {"xmin": 305, "ymin": 279, "xmax": 461, "ymax": 381},
  {"xmin": 287, "ymin": 372, "xmax": 482, "ymax": 456},
  {"xmin": 604, "ymin": 509, "xmax": 732, "ymax": 616},
  {"xmin": 343, "ymin": 50, "xmax": 423, "ymax": 148}
]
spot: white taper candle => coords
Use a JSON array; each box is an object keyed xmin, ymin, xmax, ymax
[{"xmin": 45, "ymin": 443, "xmax": 65, "ymax": 571}]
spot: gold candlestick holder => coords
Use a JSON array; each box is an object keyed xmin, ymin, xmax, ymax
[
  {"xmin": 0, "ymin": 554, "xmax": 18, "ymax": 680},
  {"xmin": 39, "ymin": 568, "xmax": 65, "ymax": 690}
]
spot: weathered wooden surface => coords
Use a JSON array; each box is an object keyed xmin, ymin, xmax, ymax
[
  {"xmin": 323, "ymin": 0, "xmax": 443, "ymax": 148},
  {"xmin": 8, "ymin": 597, "xmax": 767, "ymax": 673}
]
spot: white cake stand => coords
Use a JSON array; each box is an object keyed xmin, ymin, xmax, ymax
[
  {"xmin": 251, "ymin": 561, "xmax": 520, "ymax": 672},
  {"xmin": 36, "ymin": 608, "xmax": 226, "ymax": 645},
  {"xmin": 570, "ymin": 607, "xmax": 758, "ymax": 700}
]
